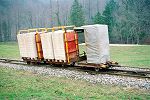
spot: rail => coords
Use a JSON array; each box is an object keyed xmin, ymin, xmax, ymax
[{"xmin": 0, "ymin": 58, "xmax": 150, "ymax": 79}]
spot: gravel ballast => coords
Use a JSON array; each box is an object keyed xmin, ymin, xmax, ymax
[{"xmin": 0, "ymin": 62, "xmax": 150, "ymax": 90}]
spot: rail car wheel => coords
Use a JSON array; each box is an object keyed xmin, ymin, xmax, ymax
[
  {"xmin": 62, "ymin": 64, "xmax": 67, "ymax": 67},
  {"xmin": 43, "ymin": 61, "xmax": 47, "ymax": 64},
  {"xmin": 95, "ymin": 68, "xmax": 100, "ymax": 72},
  {"xmin": 31, "ymin": 62, "xmax": 36, "ymax": 65},
  {"xmin": 50, "ymin": 64, "xmax": 54, "ymax": 67},
  {"xmin": 27, "ymin": 61, "xmax": 31, "ymax": 65},
  {"xmin": 70, "ymin": 62, "xmax": 75, "ymax": 66},
  {"xmin": 36, "ymin": 62, "xmax": 40, "ymax": 65}
]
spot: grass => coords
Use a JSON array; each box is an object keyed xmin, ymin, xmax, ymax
[
  {"xmin": 0, "ymin": 67, "xmax": 150, "ymax": 99},
  {"xmin": 79, "ymin": 44, "xmax": 150, "ymax": 68},
  {"xmin": 0, "ymin": 42, "xmax": 150, "ymax": 68},
  {"xmin": 0, "ymin": 42, "xmax": 20, "ymax": 59},
  {"xmin": 110, "ymin": 46, "xmax": 150, "ymax": 68}
]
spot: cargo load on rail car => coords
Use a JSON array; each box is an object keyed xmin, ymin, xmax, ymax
[
  {"xmin": 17, "ymin": 25, "xmax": 118, "ymax": 70},
  {"xmin": 40, "ymin": 28, "xmax": 79, "ymax": 64},
  {"xmin": 17, "ymin": 26, "xmax": 79, "ymax": 65},
  {"xmin": 82, "ymin": 24, "xmax": 110, "ymax": 64}
]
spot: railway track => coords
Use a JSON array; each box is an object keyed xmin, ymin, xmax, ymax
[
  {"xmin": 99, "ymin": 69, "xmax": 150, "ymax": 78},
  {"xmin": 0, "ymin": 58, "xmax": 25, "ymax": 64},
  {"xmin": 0, "ymin": 58, "xmax": 150, "ymax": 79}
]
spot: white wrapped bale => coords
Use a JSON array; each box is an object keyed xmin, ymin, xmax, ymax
[
  {"xmin": 82, "ymin": 24, "xmax": 110, "ymax": 64},
  {"xmin": 17, "ymin": 32, "xmax": 37, "ymax": 58},
  {"xmin": 52, "ymin": 30, "xmax": 66, "ymax": 61},
  {"xmin": 25, "ymin": 32, "xmax": 38, "ymax": 58},
  {"xmin": 17, "ymin": 34, "xmax": 28, "ymax": 57},
  {"xmin": 40, "ymin": 32, "xmax": 54, "ymax": 59}
]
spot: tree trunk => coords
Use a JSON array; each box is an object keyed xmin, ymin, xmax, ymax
[
  {"xmin": 49, "ymin": 0, "xmax": 53, "ymax": 27},
  {"xmin": 0, "ymin": 19, "xmax": 2, "ymax": 42},
  {"xmin": 96, "ymin": 0, "xmax": 99, "ymax": 12},
  {"xmin": 56, "ymin": 0, "xmax": 61, "ymax": 26},
  {"xmin": 136, "ymin": 34, "xmax": 139, "ymax": 44},
  {"xmin": 88, "ymin": 0, "xmax": 91, "ymax": 23}
]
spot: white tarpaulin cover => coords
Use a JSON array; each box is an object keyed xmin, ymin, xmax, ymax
[
  {"xmin": 40, "ymin": 32, "xmax": 54, "ymax": 59},
  {"xmin": 52, "ymin": 30, "xmax": 66, "ymax": 61},
  {"xmin": 17, "ymin": 32, "xmax": 38, "ymax": 58},
  {"xmin": 82, "ymin": 24, "xmax": 110, "ymax": 64}
]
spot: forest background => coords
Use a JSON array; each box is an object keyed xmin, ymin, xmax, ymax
[{"xmin": 0, "ymin": 0, "xmax": 150, "ymax": 44}]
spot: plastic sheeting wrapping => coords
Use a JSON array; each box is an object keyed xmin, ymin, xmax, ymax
[
  {"xmin": 25, "ymin": 32, "xmax": 38, "ymax": 58},
  {"xmin": 17, "ymin": 32, "xmax": 38, "ymax": 58},
  {"xmin": 40, "ymin": 32, "xmax": 54, "ymax": 59},
  {"xmin": 82, "ymin": 24, "xmax": 110, "ymax": 64},
  {"xmin": 52, "ymin": 30, "xmax": 66, "ymax": 61},
  {"xmin": 17, "ymin": 34, "xmax": 28, "ymax": 57}
]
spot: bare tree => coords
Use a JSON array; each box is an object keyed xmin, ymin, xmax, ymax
[
  {"xmin": 88, "ymin": 0, "xmax": 91, "ymax": 23},
  {"xmin": 0, "ymin": 0, "xmax": 108, "ymax": 41},
  {"xmin": 49, "ymin": 0, "xmax": 53, "ymax": 27},
  {"xmin": 56, "ymin": 0, "xmax": 61, "ymax": 26}
]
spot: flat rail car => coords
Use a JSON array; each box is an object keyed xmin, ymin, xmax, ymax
[{"xmin": 17, "ymin": 25, "xmax": 118, "ymax": 71}]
